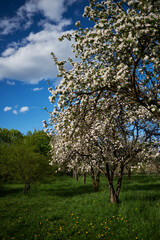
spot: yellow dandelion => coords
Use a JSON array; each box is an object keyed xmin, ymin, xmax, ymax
[{"xmin": 86, "ymin": 231, "xmax": 88, "ymax": 234}]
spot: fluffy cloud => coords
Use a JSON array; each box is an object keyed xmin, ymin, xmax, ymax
[
  {"xmin": 19, "ymin": 106, "xmax": 29, "ymax": 113},
  {"xmin": 0, "ymin": 23, "xmax": 74, "ymax": 84},
  {"xmin": 13, "ymin": 110, "xmax": 18, "ymax": 115},
  {"xmin": 4, "ymin": 106, "xmax": 12, "ymax": 112},
  {"xmin": 3, "ymin": 106, "xmax": 30, "ymax": 114},
  {"xmin": 0, "ymin": 0, "xmax": 78, "ymax": 35},
  {"xmin": 33, "ymin": 87, "xmax": 44, "ymax": 91},
  {"xmin": 0, "ymin": 0, "xmax": 81, "ymax": 84}
]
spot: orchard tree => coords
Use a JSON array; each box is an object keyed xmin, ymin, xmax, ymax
[
  {"xmin": 45, "ymin": 0, "xmax": 160, "ymax": 202},
  {"xmin": 47, "ymin": 0, "xmax": 160, "ymax": 129},
  {"xmin": 49, "ymin": 103, "xmax": 158, "ymax": 202}
]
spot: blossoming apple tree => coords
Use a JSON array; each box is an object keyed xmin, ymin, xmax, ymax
[
  {"xmin": 48, "ymin": 101, "xmax": 158, "ymax": 202},
  {"xmin": 44, "ymin": 0, "xmax": 160, "ymax": 203}
]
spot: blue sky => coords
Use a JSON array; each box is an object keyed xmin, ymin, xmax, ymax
[{"xmin": 0, "ymin": 0, "xmax": 90, "ymax": 135}]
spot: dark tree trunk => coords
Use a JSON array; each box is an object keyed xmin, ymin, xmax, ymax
[
  {"xmin": 109, "ymin": 183, "xmax": 119, "ymax": 203},
  {"xmin": 96, "ymin": 170, "xmax": 100, "ymax": 191},
  {"xmin": 155, "ymin": 165, "xmax": 159, "ymax": 177},
  {"xmin": 128, "ymin": 167, "xmax": 131, "ymax": 180},
  {"xmin": 73, "ymin": 170, "xmax": 78, "ymax": 181},
  {"xmin": 23, "ymin": 183, "xmax": 31, "ymax": 195},
  {"xmin": 75, "ymin": 173, "xmax": 78, "ymax": 181},
  {"xmin": 91, "ymin": 167, "xmax": 100, "ymax": 192},
  {"xmin": 83, "ymin": 173, "xmax": 86, "ymax": 184},
  {"xmin": 105, "ymin": 164, "xmax": 124, "ymax": 203}
]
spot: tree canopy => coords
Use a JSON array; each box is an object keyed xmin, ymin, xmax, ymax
[{"xmin": 45, "ymin": 0, "xmax": 160, "ymax": 203}]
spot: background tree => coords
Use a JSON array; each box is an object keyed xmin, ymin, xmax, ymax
[
  {"xmin": 0, "ymin": 128, "xmax": 24, "ymax": 186},
  {"xmin": 0, "ymin": 129, "xmax": 52, "ymax": 194}
]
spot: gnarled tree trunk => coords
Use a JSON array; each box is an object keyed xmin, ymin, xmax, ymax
[
  {"xmin": 23, "ymin": 183, "xmax": 31, "ymax": 195},
  {"xmin": 83, "ymin": 173, "xmax": 86, "ymax": 184},
  {"xmin": 91, "ymin": 167, "xmax": 100, "ymax": 192},
  {"xmin": 105, "ymin": 164, "xmax": 124, "ymax": 203}
]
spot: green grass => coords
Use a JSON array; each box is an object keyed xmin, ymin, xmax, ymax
[{"xmin": 0, "ymin": 174, "xmax": 160, "ymax": 240}]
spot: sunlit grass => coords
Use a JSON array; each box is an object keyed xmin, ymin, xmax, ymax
[{"xmin": 0, "ymin": 174, "xmax": 160, "ymax": 239}]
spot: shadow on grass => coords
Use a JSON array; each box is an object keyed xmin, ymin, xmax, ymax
[
  {"xmin": 122, "ymin": 183, "xmax": 160, "ymax": 192},
  {"xmin": 0, "ymin": 187, "xmax": 23, "ymax": 197},
  {"xmin": 122, "ymin": 192, "xmax": 160, "ymax": 202},
  {"xmin": 41, "ymin": 183, "xmax": 95, "ymax": 198}
]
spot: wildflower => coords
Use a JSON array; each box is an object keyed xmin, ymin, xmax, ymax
[{"xmin": 86, "ymin": 231, "xmax": 88, "ymax": 234}]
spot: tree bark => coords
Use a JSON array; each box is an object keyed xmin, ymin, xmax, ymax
[
  {"xmin": 105, "ymin": 164, "xmax": 124, "ymax": 203},
  {"xmin": 23, "ymin": 183, "xmax": 30, "ymax": 195},
  {"xmin": 73, "ymin": 170, "xmax": 78, "ymax": 181},
  {"xmin": 128, "ymin": 167, "xmax": 131, "ymax": 180},
  {"xmin": 109, "ymin": 183, "xmax": 119, "ymax": 203},
  {"xmin": 91, "ymin": 167, "xmax": 100, "ymax": 192},
  {"xmin": 83, "ymin": 173, "xmax": 86, "ymax": 184}
]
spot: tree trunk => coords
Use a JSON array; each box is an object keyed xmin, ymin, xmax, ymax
[
  {"xmin": 75, "ymin": 173, "xmax": 78, "ymax": 181},
  {"xmin": 96, "ymin": 171, "xmax": 100, "ymax": 191},
  {"xmin": 83, "ymin": 173, "xmax": 86, "ymax": 184},
  {"xmin": 109, "ymin": 184, "xmax": 119, "ymax": 203},
  {"xmin": 106, "ymin": 165, "xmax": 124, "ymax": 204},
  {"xmin": 91, "ymin": 168, "xmax": 100, "ymax": 192},
  {"xmin": 128, "ymin": 167, "xmax": 131, "ymax": 180},
  {"xmin": 23, "ymin": 183, "xmax": 30, "ymax": 195},
  {"xmin": 115, "ymin": 166, "xmax": 124, "ymax": 198},
  {"xmin": 73, "ymin": 170, "xmax": 78, "ymax": 181}
]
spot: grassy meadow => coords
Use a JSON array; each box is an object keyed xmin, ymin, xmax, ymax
[{"xmin": 0, "ymin": 174, "xmax": 160, "ymax": 240}]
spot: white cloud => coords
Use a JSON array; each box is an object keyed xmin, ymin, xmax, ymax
[
  {"xmin": 0, "ymin": 2, "xmax": 34, "ymax": 35},
  {"xmin": 19, "ymin": 106, "xmax": 29, "ymax": 113},
  {"xmin": 13, "ymin": 110, "xmax": 18, "ymax": 115},
  {"xmin": 4, "ymin": 106, "xmax": 12, "ymax": 112},
  {"xmin": 33, "ymin": 87, "xmax": 44, "ymax": 91},
  {"xmin": 0, "ymin": 23, "xmax": 74, "ymax": 84},
  {"xmin": 0, "ymin": 0, "xmax": 79, "ymax": 84},
  {"xmin": 0, "ymin": 0, "xmax": 78, "ymax": 35},
  {"xmin": 2, "ymin": 48, "xmax": 17, "ymax": 57},
  {"xmin": 6, "ymin": 80, "xmax": 15, "ymax": 85}
]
